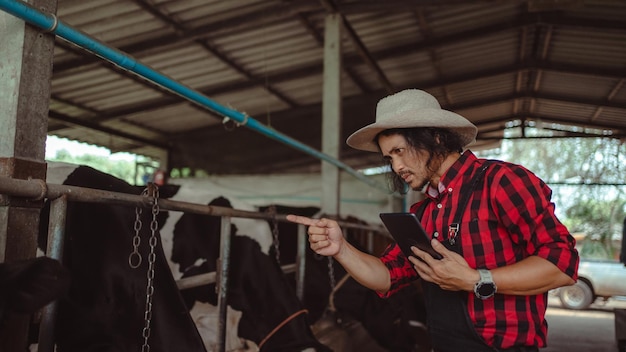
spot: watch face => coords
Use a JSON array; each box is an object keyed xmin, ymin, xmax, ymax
[{"xmin": 477, "ymin": 283, "xmax": 495, "ymax": 296}]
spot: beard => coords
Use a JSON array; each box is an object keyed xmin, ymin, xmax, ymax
[
  {"xmin": 411, "ymin": 179, "xmax": 430, "ymax": 193},
  {"xmin": 398, "ymin": 170, "xmax": 430, "ymax": 192},
  {"xmin": 403, "ymin": 164, "xmax": 437, "ymax": 192},
  {"xmin": 413, "ymin": 178, "xmax": 429, "ymax": 192}
]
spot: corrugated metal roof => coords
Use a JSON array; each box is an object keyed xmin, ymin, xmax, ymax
[{"xmin": 5, "ymin": 0, "xmax": 625, "ymax": 174}]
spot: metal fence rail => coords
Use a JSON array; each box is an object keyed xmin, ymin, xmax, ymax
[{"xmin": 0, "ymin": 175, "xmax": 387, "ymax": 352}]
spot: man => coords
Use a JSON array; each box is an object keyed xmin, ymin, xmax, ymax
[{"xmin": 287, "ymin": 89, "xmax": 579, "ymax": 352}]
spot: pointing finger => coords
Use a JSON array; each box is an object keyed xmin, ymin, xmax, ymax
[{"xmin": 286, "ymin": 214, "xmax": 317, "ymax": 226}]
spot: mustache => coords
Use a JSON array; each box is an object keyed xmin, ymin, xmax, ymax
[{"xmin": 397, "ymin": 170, "xmax": 412, "ymax": 178}]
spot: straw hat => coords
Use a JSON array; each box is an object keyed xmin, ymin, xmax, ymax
[{"xmin": 346, "ymin": 89, "xmax": 478, "ymax": 152}]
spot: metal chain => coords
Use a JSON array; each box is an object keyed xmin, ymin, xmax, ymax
[
  {"xmin": 142, "ymin": 183, "xmax": 159, "ymax": 352},
  {"xmin": 128, "ymin": 183, "xmax": 159, "ymax": 352},
  {"xmin": 129, "ymin": 206, "xmax": 143, "ymax": 268},
  {"xmin": 268, "ymin": 205, "xmax": 280, "ymax": 264},
  {"xmin": 327, "ymin": 257, "xmax": 336, "ymax": 290}
]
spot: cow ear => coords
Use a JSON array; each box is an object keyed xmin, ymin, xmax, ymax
[{"xmin": 157, "ymin": 184, "xmax": 180, "ymax": 199}]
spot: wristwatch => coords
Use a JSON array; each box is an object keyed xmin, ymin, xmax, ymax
[{"xmin": 474, "ymin": 269, "xmax": 497, "ymax": 299}]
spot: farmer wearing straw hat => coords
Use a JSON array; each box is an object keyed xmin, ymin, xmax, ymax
[{"xmin": 287, "ymin": 89, "xmax": 579, "ymax": 352}]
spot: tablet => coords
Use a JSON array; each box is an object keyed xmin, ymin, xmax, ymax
[{"xmin": 379, "ymin": 212, "xmax": 443, "ymax": 260}]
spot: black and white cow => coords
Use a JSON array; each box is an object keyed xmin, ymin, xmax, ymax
[
  {"xmin": 169, "ymin": 196, "xmax": 331, "ymax": 352},
  {"xmin": 40, "ymin": 162, "xmax": 331, "ymax": 352},
  {"xmin": 175, "ymin": 199, "xmax": 433, "ymax": 352},
  {"xmin": 39, "ymin": 163, "xmax": 208, "ymax": 352},
  {"xmin": 259, "ymin": 206, "xmax": 433, "ymax": 352}
]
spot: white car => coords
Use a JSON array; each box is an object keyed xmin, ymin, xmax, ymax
[{"xmin": 557, "ymin": 259, "xmax": 626, "ymax": 310}]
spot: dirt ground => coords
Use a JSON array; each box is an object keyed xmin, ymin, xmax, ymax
[{"xmin": 544, "ymin": 294, "xmax": 626, "ymax": 352}]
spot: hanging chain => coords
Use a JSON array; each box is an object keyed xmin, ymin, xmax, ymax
[
  {"xmin": 268, "ymin": 205, "xmax": 281, "ymax": 264},
  {"xmin": 142, "ymin": 184, "xmax": 159, "ymax": 352},
  {"xmin": 128, "ymin": 183, "xmax": 160, "ymax": 352},
  {"xmin": 129, "ymin": 205, "xmax": 143, "ymax": 268},
  {"xmin": 327, "ymin": 257, "xmax": 336, "ymax": 290}
]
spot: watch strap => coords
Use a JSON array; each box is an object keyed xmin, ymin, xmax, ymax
[{"xmin": 478, "ymin": 269, "xmax": 493, "ymax": 282}]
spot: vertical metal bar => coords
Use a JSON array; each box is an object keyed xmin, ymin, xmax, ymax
[
  {"xmin": 296, "ymin": 224, "xmax": 307, "ymax": 301},
  {"xmin": 216, "ymin": 216, "xmax": 231, "ymax": 352},
  {"xmin": 321, "ymin": 12, "xmax": 342, "ymax": 216},
  {"xmin": 38, "ymin": 195, "xmax": 67, "ymax": 352}
]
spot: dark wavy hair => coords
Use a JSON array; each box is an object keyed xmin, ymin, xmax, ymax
[{"xmin": 375, "ymin": 128, "xmax": 465, "ymax": 194}]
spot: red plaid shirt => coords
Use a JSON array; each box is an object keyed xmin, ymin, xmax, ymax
[{"xmin": 379, "ymin": 151, "xmax": 579, "ymax": 349}]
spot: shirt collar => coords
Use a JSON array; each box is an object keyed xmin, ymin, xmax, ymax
[
  {"xmin": 424, "ymin": 150, "xmax": 478, "ymax": 200},
  {"xmin": 425, "ymin": 181, "xmax": 446, "ymax": 198}
]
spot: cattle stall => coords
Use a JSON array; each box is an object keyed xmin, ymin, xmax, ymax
[
  {"xmin": 1, "ymin": 2, "xmax": 406, "ymax": 350},
  {"xmin": 0, "ymin": 173, "xmax": 391, "ymax": 352}
]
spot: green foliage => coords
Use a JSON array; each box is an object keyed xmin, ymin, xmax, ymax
[
  {"xmin": 478, "ymin": 131, "xmax": 626, "ymax": 260},
  {"xmin": 564, "ymin": 197, "xmax": 626, "ymax": 259},
  {"xmin": 501, "ymin": 135, "xmax": 625, "ymax": 185},
  {"xmin": 47, "ymin": 148, "xmax": 144, "ymax": 185},
  {"xmin": 170, "ymin": 167, "xmax": 193, "ymax": 178}
]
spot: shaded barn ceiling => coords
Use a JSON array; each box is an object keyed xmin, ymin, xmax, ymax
[{"xmin": 39, "ymin": 0, "xmax": 626, "ymax": 174}]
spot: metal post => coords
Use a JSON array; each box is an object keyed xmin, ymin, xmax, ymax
[
  {"xmin": 216, "ymin": 216, "xmax": 231, "ymax": 352},
  {"xmin": 0, "ymin": 0, "xmax": 57, "ymax": 348},
  {"xmin": 296, "ymin": 224, "xmax": 307, "ymax": 301},
  {"xmin": 38, "ymin": 195, "xmax": 68, "ymax": 352},
  {"xmin": 321, "ymin": 13, "xmax": 342, "ymax": 216}
]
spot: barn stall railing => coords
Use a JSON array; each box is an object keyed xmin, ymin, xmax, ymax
[{"xmin": 0, "ymin": 175, "xmax": 389, "ymax": 352}]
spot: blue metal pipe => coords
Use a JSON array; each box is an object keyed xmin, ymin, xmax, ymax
[{"xmin": 0, "ymin": 0, "xmax": 392, "ymax": 194}]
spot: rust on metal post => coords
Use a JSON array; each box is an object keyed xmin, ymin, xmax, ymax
[
  {"xmin": 0, "ymin": 0, "xmax": 57, "ymax": 345},
  {"xmin": 0, "ymin": 157, "xmax": 47, "ymax": 208}
]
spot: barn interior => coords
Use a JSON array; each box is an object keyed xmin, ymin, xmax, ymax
[
  {"xmin": 3, "ymin": 0, "xmax": 625, "ymax": 218},
  {"xmin": 3, "ymin": 0, "xmax": 626, "ymax": 177},
  {"xmin": 1, "ymin": 0, "xmax": 626, "ymax": 351}
]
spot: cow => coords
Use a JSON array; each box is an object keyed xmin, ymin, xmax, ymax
[
  {"xmin": 38, "ymin": 163, "xmax": 208, "ymax": 352},
  {"xmin": 174, "ymin": 197, "xmax": 432, "ymax": 352},
  {"xmin": 39, "ymin": 162, "xmax": 331, "ymax": 351},
  {"xmin": 258, "ymin": 206, "xmax": 433, "ymax": 352},
  {"xmin": 170, "ymin": 196, "xmax": 331, "ymax": 352},
  {"xmin": 0, "ymin": 257, "xmax": 69, "ymax": 324}
]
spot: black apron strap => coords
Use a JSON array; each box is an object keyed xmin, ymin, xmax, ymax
[
  {"xmin": 415, "ymin": 161, "xmax": 494, "ymax": 352},
  {"xmin": 447, "ymin": 161, "xmax": 492, "ymax": 246}
]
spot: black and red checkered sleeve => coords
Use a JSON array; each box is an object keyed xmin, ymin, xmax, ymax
[{"xmin": 376, "ymin": 243, "xmax": 419, "ymax": 298}]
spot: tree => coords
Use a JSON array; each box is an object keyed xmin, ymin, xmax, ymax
[
  {"xmin": 48, "ymin": 148, "xmax": 146, "ymax": 185},
  {"xmin": 484, "ymin": 129, "xmax": 626, "ymax": 259},
  {"xmin": 565, "ymin": 197, "xmax": 626, "ymax": 259}
]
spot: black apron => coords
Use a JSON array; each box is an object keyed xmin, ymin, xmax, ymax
[
  {"xmin": 416, "ymin": 161, "xmax": 538, "ymax": 352},
  {"xmin": 421, "ymin": 243, "xmax": 494, "ymax": 352}
]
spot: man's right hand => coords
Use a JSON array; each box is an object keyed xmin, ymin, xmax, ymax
[
  {"xmin": 285, "ymin": 215, "xmax": 345, "ymax": 257},
  {"xmin": 287, "ymin": 214, "xmax": 392, "ymax": 293}
]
